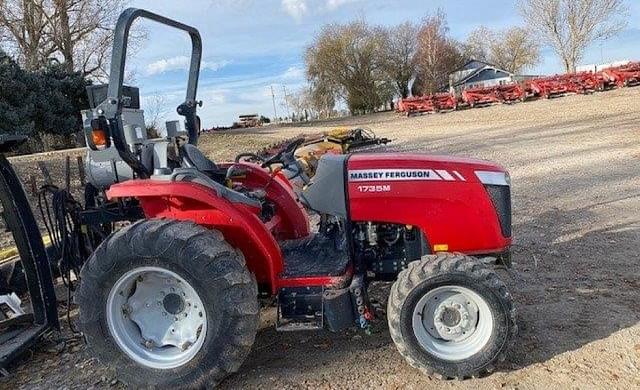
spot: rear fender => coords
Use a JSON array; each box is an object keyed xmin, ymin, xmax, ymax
[
  {"xmin": 107, "ymin": 180, "xmax": 284, "ymax": 292},
  {"xmin": 222, "ymin": 162, "xmax": 310, "ymax": 239}
]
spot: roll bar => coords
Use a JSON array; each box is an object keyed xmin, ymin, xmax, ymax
[{"xmin": 94, "ymin": 8, "xmax": 202, "ymax": 178}]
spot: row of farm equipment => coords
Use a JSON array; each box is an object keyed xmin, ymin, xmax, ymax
[{"xmin": 397, "ymin": 62, "xmax": 640, "ymax": 116}]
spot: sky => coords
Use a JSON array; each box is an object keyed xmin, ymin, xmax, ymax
[{"xmin": 128, "ymin": 0, "xmax": 640, "ymax": 127}]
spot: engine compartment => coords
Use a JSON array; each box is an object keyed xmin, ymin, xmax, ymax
[{"xmin": 353, "ymin": 222, "xmax": 426, "ymax": 280}]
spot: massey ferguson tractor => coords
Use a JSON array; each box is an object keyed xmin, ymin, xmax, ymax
[{"xmin": 76, "ymin": 9, "xmax": 517, "ymax": 388}]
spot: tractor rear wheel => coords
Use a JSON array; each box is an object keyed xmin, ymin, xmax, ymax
[
  {"xmin": 387, "ymin": 253, "xmax": 516, "ymax": 379},
  {"xmin": 76, "ymin": 219, "xmax": 259, "ymax": 389}
]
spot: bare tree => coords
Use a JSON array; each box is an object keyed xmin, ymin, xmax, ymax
[
  {"xmin": 414, "ymin": 10, "xmax": 464, "ymax": 94},
  {"xmin": 464, "ymin": 26, "xmax": 540, "ymax": 74},
  {"xmin": 305, "ymin": 20, "xmax": 389, "ymax": 114},
  {"xmin": 283, "ymin": 88, "xmax": 313, "ymax": 121},
  {"xmin": 0, "ymin": 0, "xmax": 140, "ymax": 78},
  {"xmin": 308, "ymin": 81, "xmax": 336, "ymax": 119},
  {"xmin": 491, "ymin": 27, "xmax": 540, "ymax": 73},
  {"xmin": 48, "ymin": 0, "xmax": 133, "ymax": 78},
  {"xmin": 519, "ymin": 0, "xmax": 628, "ymax": 72},
  {"xmin": 381, "ymin": 22, "xmax": 418, "ymax": 98},
  {"xmin": 463, "ymin": 26, "xmax": 492, "ymax": 62},
  {"xmin": 0, "ymin": 0, "xmax": 55, "ymax": 70},
  {"xmin": 144, "ymin": 92, "xmax": 168, "ymax": 136}
]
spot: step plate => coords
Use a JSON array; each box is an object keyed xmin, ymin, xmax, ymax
[
  {"xmin": 280, "ymin": 234, "xmax": 349, "ymax": 278},
  {"xmin": 276, "ymin": 287, "xmax": 323, "ymax": 331}
]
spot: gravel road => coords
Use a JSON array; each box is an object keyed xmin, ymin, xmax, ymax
[{"xmin": 2, "ymin": 87, "xmax": 640, "ymax": 389}]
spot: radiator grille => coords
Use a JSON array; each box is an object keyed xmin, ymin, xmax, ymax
[{"xmin": 484, "ymin": 185, "xmax": 512, "ymax": 238}]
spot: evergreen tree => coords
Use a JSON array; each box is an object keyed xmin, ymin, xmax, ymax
[{"xmin": 0, "ymin": 50, "xmax": 34, "ymax": 135}]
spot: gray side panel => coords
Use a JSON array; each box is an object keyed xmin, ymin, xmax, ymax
[{"xmin": 301, "ymin": 154, "xmax": 347, "ymax": 218}]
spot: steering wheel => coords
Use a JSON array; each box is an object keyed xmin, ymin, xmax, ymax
[
  {"xmin": 234, "ymin": 153, "xmax": 264, "ymax": 163},
  {"xmin": 260, "ymin": 138, "xmax": 306, "ymax": 168}
]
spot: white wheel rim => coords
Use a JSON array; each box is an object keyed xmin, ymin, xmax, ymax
[
  {"xmin": 106, "ymin": 266, "xmax": 207, "ymax": 369},
  {"xmin": 412, "ymin": 285, "xmax": 493, "ymax": 361}
]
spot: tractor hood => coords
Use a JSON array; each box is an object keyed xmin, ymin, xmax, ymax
[
  {"xmin": 345, "ymin": 153, "xmax": 512, "ymax": 254},
  {"xmin": 347, "ymin": 153, "xmax": 508, "ymax": 185}
]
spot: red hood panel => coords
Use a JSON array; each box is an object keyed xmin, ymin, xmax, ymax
[
  {"xmin": 349, "ymin": 153, "xmax": 505, "ymax": 171},
  {"xmin": 348, "ymin": 153, "xmax": 507, "ymax": 184},
  {"xmin": 346, "ymin": 153, "xmax": 511, "ymax": 255}
]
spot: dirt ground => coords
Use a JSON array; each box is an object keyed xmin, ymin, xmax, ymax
[{"xmin": 2, "ymin": 87, "xmax": 640, "ymax": 389}]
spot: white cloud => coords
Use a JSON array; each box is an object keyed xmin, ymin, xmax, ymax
[
  {"xmin": 281, "ymin": 0, "xmax": 309, "ymax": 21},
  {"xmin": 200, "ymin": 88, "xmax": 227, "ymax": 105},
  {"xmin": 280, "ymin": 0, "xmax": 359, "ymax": 21},
  {"xmin": 325, "ymin": 0, "xmax": 360, "ymax": 10},
  {"xmin": 281, "ymin": 65, "xmax": 305, "ymax": 81},
  {"xmin": 145, "ymin": 56, "xmax": 230, "ymax": 76},
  {"xmin": 145, "ymin": 56, "xmax": 190, "ymax": 75},
  {"xmin": 203, "ymin": 60, "xmax": 231, "ymax": 72}
]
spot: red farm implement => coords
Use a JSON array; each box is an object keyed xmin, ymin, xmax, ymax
[
  {"xmin": 397, "ymin": 96, "xmax": 436, "ymax": 115},
  {"xmin": 432, "ymin": 93, "xmax": 458, "ymax": 112},
  {"xmin": 398, "ymin": 93, "xmax": 457, "ymax": 115},
  {"xmin": 461, "ymin": 84, "xmax": 524, "ymax": 107},
  {"xmin": 601, "ymin": 62, "xmax": 640, "ymax": 88},
  {"xmin": 562, "ymin": 72, "xmax": 605, "ymax": 94},
  {"xmin": 462, "ymin": 87, "xmax": 500, "ymax": 107},
  {"xmin": 496, "ymin": 84, "xmax": 525, "ymax": 103},
  {"xmin": 527, "ymin": 76, "xmax": 569, "ymax": 99},
  {"xmin": 527, "ymin": 72, "xmax": 608, "ymax": 98}
]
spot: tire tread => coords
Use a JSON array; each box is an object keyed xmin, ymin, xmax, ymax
[
  {"xmin": 387, "ymin": 252, "xmax": 517, "ymax": 380},
  {"xmin": 76, "ymin": 219, "xmax": 259, "ymax": 389}
]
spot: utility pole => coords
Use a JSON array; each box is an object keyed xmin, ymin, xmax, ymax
[
  {"xmin": 282, "ymin": 85, "xmax": 291, "ymax": 120},
  {"xmin": 270, "ymin": 85, "xmax": 278, "ymax": 122}
]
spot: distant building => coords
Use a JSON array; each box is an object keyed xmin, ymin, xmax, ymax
[
  {"xmin": 577, "ymin": 60, "xmax": 631, "ymax": 73},
  {"xmin": 449, "ymin": 60, "xmax": 515, "ymax": 94}
]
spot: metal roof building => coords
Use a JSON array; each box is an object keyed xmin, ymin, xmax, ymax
[{"xmin": 449, "ymin": 60, "xmax": 514, "ymax": 93}]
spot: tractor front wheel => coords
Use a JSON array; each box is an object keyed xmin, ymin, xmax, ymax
[
  {"xmin": 387, "ymin": 253, "xmax": 516, "ymax": 379},
  {"xmin": 76, "ymin": 219, "xmax": 259, "ymax": 389}
]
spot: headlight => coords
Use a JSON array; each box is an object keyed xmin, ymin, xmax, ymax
[{"xmin": 475, "ymin": 171, "xmax": 510, "ymax": 186}]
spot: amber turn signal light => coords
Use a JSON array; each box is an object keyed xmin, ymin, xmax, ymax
[{"xmin": 92, "ymin": 129, "xmax": 108, "ymax": 149}]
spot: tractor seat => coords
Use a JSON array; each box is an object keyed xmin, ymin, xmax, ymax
[
  {"xmin": 181, "ymin": 144, "xmax": 218, "ymax": 172},
  {"xmin": 180, "ymin": 144, "xmax": 226, "ymax": 182}
]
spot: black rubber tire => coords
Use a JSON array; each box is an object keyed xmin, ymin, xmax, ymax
[
  {"xmin": 76, "ymin": 219, "xmax": 259, "ymax": 389},
  {"xmin": 387, "ymin": 253, "xmax": 517, "ymax": 379}
]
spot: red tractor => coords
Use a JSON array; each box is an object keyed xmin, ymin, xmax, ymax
[{"xmin": 77, "ymin": 9, "xmax": 517, "ymax": 388}]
